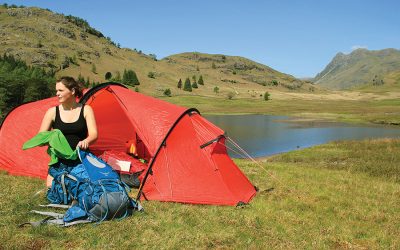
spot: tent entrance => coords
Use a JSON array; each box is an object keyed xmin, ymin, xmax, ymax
[{"xmin": 84, "ymin": 87, "xmax": 149, "ymax": 160}]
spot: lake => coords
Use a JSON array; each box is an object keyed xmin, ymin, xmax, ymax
[{"xmin": 205, "ymin": 114, "xmax": 400, "ymax": 158}]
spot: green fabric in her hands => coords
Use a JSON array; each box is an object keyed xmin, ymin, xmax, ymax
[{"xmin": 22, "ymin": 129, "xmax": 78, "ymax": 165}]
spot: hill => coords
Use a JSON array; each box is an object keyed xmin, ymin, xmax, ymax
[
  {"xmin": 314, "ymin": 48, "xmax": 400, "ymax": 90},
  {"xmin": 0, "ymin": 5, "xmax": 311, "ymax": 99}
]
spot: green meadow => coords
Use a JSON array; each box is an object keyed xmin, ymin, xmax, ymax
[
  {"xmin": 1, "ymin": 138, "xmax": 399, "ymax": 249},
  {"xmin": 162, "ymin": 95, "xmax": 400, "ymax": 126}
]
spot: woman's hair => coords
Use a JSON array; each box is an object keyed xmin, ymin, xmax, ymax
[{"xmin": 56, "ymin": 76, "xmax": 84, "ymax": 98}]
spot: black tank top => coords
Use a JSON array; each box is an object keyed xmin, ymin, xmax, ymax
[{"xmin": 53, "ymin": 105, "xmax": 88, "ymax": 150}]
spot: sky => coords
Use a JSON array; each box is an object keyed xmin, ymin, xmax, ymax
[{"xmin": 1, "ymin": 0, "xmax": 400, "ymax": 78}]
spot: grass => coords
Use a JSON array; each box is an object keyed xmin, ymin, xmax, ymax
[
  {"xmin": 1, "ymin": 138, "xmax": 399, "ymax": 249},
  {"xmin": 268, "ymin": 138, "xmax": 400, "ymax": 182},
  {"xmin": 161, "ymin": 95, "xmax": 400, "ymax": 125}
]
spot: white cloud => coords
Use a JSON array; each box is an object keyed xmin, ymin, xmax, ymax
[{"xmin": 351, "ymin": 45, "xmax": 368, "ymax": 51}]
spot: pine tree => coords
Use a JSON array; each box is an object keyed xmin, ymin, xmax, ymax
[
  {"xmin": 192, "ymin": 82, "xmax": 198, "ymax": 88},
  {"xmin": 31, "ymin": 67, "xmax": 44, "ymax": 79},
  {"xmin": 114, "ymin": 71, "xmax": 121, "ymax": 82},
  {"xmin": 177, "ymin": 78, "xmax": 182, "ymax": 89},
  {"xmin": 183, "ymin": 78, "xmax": 192, "ymax": 92},
  {"xmin": 77, "ymin": 74, "xmax": 85, "ymax": 84},
  {"xmin": 198, "ymin": 75, "xmax": 204, "ymax": 85},
  {"xmin": 122, "ymin": 69, "xmax": 127, "ymax": 83},
  {"xmin": 123, "ymin": 69, "xmax": 140, "ymax": 86},
  {"xmin": 192, "ymin": 75, "xmax": 197, "ymax": 84}
]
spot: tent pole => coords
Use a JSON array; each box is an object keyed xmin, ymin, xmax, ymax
[{"xmin": 135, "ymin": 108, "xmax": 199, "ymax": 201}]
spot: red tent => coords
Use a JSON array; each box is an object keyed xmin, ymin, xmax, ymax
[{"xmin": 0, "ymin": 83, "xmax": 256, "ymax": 206}]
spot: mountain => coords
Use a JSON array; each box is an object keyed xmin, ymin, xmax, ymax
[
  {"xmin": 0, "ymin": 5, "xmax": 310, "ymax": 98},
  {"xmin": 314, "ymin": 48, "xmax": 400, "ymax": 89}
]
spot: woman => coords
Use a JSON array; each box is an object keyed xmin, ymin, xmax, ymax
[{"xmin": 39, "ymin": 76, "xmax": 98, "ymax": 187}]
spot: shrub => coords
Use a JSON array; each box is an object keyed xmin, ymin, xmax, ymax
[
  {"xmin": 149, "ymin": 54, "xmax": 157, "ymax": 61},
  {"xmin": 70, "ymin": 55, "xmax": 79, "ymax": 66},
  {"xmin": 61, "ymin": 56, "xmax": 70, "ymax": 69},
  {"xmin": 113, "ymin": 71, "xmax": 121, "ymax": 82},
  {"xmin": 264, "ymin": 91, "xmax": 270, "ymax": 101},
  {"xmin": 105, "ymin": 72, "xmax": 112, "ymax": 80},
  {"xmin": 91, "ymin": 64, "xmax": 97, "ymax": 74},
  {"xmin": 163, "ymin": 88, "xmax": 172, "ymax": 97}
]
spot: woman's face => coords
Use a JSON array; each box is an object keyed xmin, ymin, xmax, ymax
[{"xmin": 56, "ymin": 82, "xmax": 74, "ymax": 103}]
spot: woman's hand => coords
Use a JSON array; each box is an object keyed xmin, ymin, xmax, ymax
[{"xmin": 77, "ymin": 139, "xmax": 89, "ymax": 149}]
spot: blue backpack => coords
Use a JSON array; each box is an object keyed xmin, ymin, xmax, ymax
[{"xmin": 21, "ymin": 148, "xmax": 142, "ymax": 227}]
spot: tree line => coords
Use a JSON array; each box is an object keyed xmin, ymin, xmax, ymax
[
  {"xmin": 177, "ymin": 75, "xmax": 205, "ymax": 92},
  {"xmin": 103, "ymin": 70, "xmax": 140, "ymax": 86},
  {"xmin": 0, "ymin": 54, "xmax": 55, "ymax": 120},
  {"xmin": 0, "ymin": 54, "xmax": 142, "ymax": 122}
]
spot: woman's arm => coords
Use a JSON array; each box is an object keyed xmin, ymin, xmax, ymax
[
  {"xmin": 77, "ymin": 105, "xmax": 98, "ymax": 149},
  {"xmin": 40, "ymin": 107, "xmax": 56, "ymax": 188},
  {"xmin": 39, "ymin": 107, "xmax": 55, "ymax": 132}
]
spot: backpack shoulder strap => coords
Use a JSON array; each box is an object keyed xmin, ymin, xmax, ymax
[
  {"xmin": 18, "ymin": 210, "xmax": 93, "ymax": 227},
  {"xmin": 30, "ymin": 210, "xmax": 64, "ymax": 218},
  {"xmin": 39, "ymin": 204, "xmax": 70, "ymax": 209}
]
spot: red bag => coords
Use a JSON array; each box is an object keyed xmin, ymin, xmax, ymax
[{"xmin": 100, "ymin": 150, "xmax": 147, "ymax": 175}]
